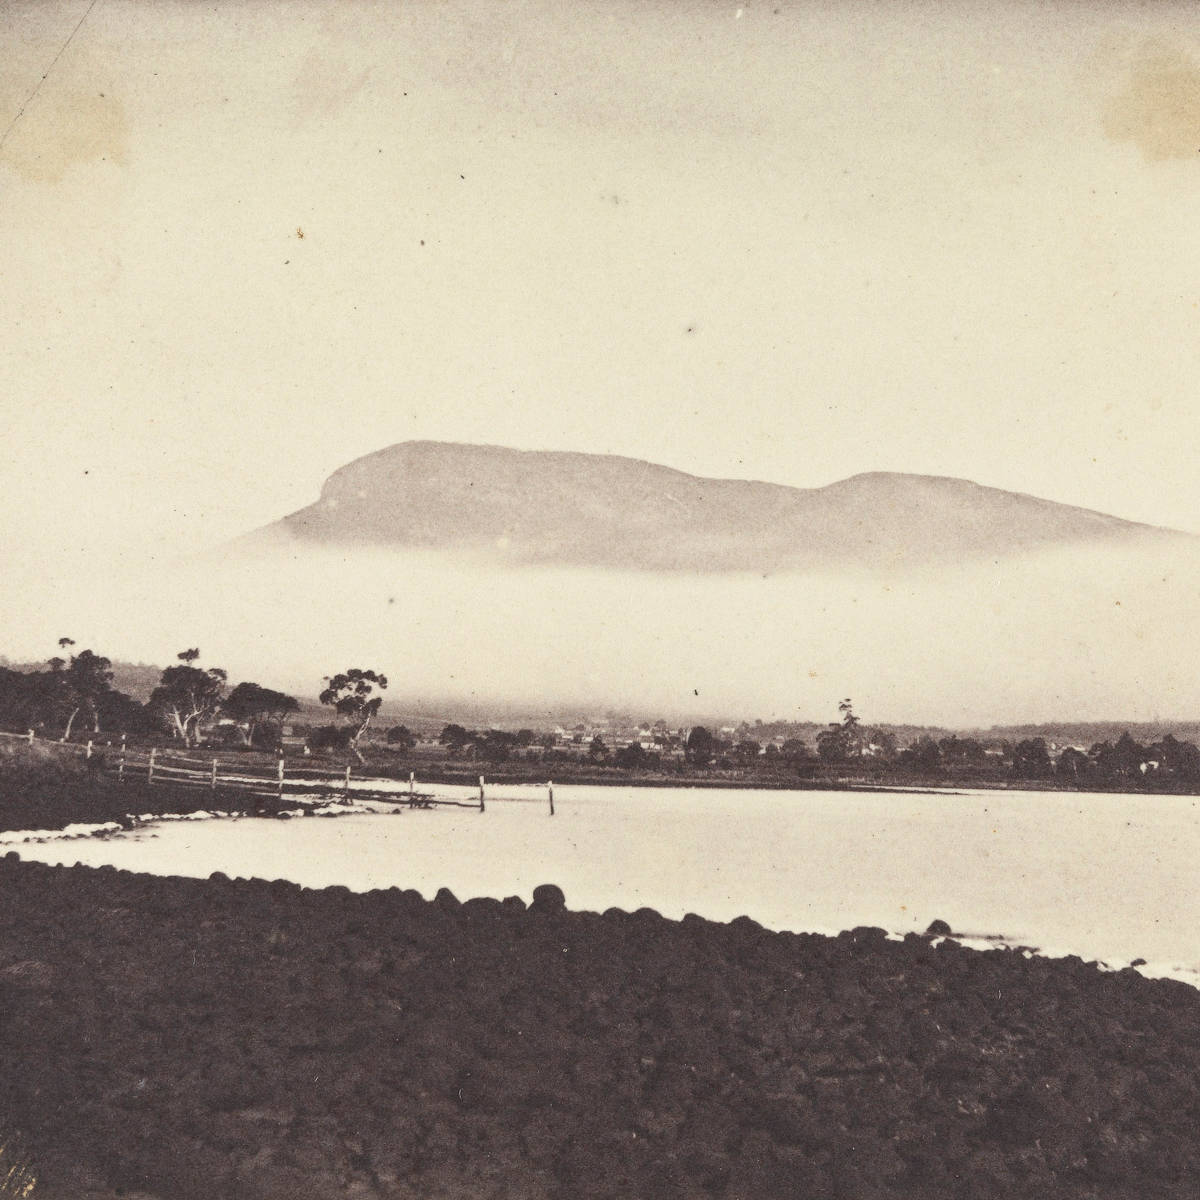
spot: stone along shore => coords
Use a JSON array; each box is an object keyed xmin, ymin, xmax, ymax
[{"xmin": 1, "ymin": 855, "xmax": 1198, "ymax": 1199}]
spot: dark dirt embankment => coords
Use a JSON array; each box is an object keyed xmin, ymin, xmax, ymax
[
  {"xmin": 0, "ymin": 745, "xmax": 295, "ymax": 834},
  {"xmin": 1, "ymin": 860, "xmax": 1199, "ymax": 1199}
]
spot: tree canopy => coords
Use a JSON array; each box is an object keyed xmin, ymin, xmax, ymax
[
  {"xmin": 386, "ymin": 724, "xmax": 417, "ymax": 750},
  {"xmin": 685, "ymin": 726, "xmax": 716, "ymax": 766},
  {"xmin": 46, "ymin": 646, "xmax": 115, "ymax": 739},
  {"xmin": 149, "ymin": 650, "xmax": 227, "ymax": 747},
  {"xmin": 439, "ymin": 724, "xmax": 472, "ymax": 752},
  {"xmin": 816, "ymin": 698, "xmax": 867, "ymax": 762},
  {"xmin": 223, "ymin": 681, "xmax": 299, "ymax": 747},
  {"xmin": 318, "ymin": 668, "xmax": 388, "ymax": 762}
]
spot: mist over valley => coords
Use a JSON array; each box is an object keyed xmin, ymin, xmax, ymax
[{"xmin": 8, "ymin": 444, "xmax": 1197, "ymax": 729}]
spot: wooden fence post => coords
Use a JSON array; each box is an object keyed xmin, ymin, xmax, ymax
[
  {"xmin": 344, "ymin": 765, "xmax": 351, "ymax": 798},
  {"xmin": 409, "ymin": 770, "xmax": 414, "ymax": 797},
  {"xmin": 548, "ymin": 781, "xmax": 555, "ymax": 816},
  {"xmin": 27, "ymin": 729, "xmax": 34, "ymax": 746},
  {"xmin": 277, "ymin": 756, "xmax": 285, "ymax": 800},
  {"xmin": 118, "ymin": 735, "xmax": 126, "ymax": 783},
  {"xmin": 85, "ymin": 740, "xmax": 93, "ymax": 760},
  {"xmin": 479, "ymin": 775, "xmax": 486, "ymax": 812},
  {"xmin": 148, "ymin": 748, "xmax": 157, "ymax": 785},
  {"xmin": 211, "ymin": 758, "xmax": 218, "ymax": 794}
]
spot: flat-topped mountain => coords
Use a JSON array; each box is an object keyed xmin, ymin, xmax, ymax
[{"xmin": 243, "ymin": 441, "xmax": 1186, "ymax": 572}]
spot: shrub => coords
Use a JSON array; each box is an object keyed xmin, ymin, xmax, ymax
[
  {"xmin": 386, "ymin": 725, "xmax": 416, "ymax": 751},
  {"xmin": 0, "ymin": 740, "xmax": 85, "ymax": 796},
  {"xmin": 249, "ymin": 722, "xmax": 283, "ymax": 751},
  {"xmin": 306, "ymin": 724, "xmax": 353, "ymax": 754}
]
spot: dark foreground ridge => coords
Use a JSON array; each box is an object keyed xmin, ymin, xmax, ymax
[{"xmin": 2, "ymin": 859, "xmax": 1199, "ymax": 1199}]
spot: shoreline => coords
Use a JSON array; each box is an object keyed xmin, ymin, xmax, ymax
[
  {"xmin": 5, "ymin": 771, "xmax": 1192, "ymax": 850},
  {"xmin": 10, "ymin": 809, "xmax": 1197, "ymax": 994},
  {"xmin": 2, "ymin": 855, "xmax": 1199, "ymax": 1198},
  {"xmin": 371, "ymin": 762, "xmax": 1200, "ymax": 798},
  {"xmin": 5, "ymin": 735, "xmax": 1200, "ymax": 842}
]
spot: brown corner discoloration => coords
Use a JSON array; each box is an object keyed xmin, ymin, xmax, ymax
[
  {"xmin": 1103, "ymin": 41, "xmax": 1200, "ymax": 161},
  {"xmin": 4, "ymin": 86, "xmax": 127, "ymax": 183}
]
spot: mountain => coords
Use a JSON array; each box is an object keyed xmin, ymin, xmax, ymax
[
  {"xmin": 27, "ymin": 443, "xmax": 1199, "ymax": 726},
  {"xmin": 241, "ymin": 441, "xmax": 1187, "ymax": 572}
]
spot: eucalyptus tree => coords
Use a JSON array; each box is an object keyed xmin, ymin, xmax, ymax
[
  {"xmin": 224, "ymin": 681, "xmax": 300, "ymax": 747},
  {"xmin": 318, "ymin": 668, "xmax": 388, "ymax": 763},
  {"xmin": 149, "ymin": 649, "xmax": 227, "ymax": 747}
]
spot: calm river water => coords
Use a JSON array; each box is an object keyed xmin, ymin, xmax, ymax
[{"xmin": 12, "ymin": 783, "xmax": 1199, "ymax": 984}]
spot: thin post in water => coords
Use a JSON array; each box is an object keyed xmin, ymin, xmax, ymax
[
  {"xmin": 548, "ymin": 781, "xmax": 555, "ymax": 816},
  {"xmin": 211, "ymin": 758, "xmax": 218, "ymax": 793},
  {"xmin": 344, "ymin": 764, "xmax": 352, "ymax": 798},
  {"xmin": 118, "ymin": 734, "xmax": 126, "ymax": 783},
  {"xmin": 277, "ymin": 755, "xmax": 285, "ymax": 799},
  {"xmin": 148, "ymin": 747, "xmax": 157, "ymax": 784},
  {"xmin": 479, "ymin": 775, "xmax": 485, "ymax": 812}
]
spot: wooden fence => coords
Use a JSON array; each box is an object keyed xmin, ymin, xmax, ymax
[{"xmin": 0, "ymin": 729, "xmax": 558, "ymax": 814}]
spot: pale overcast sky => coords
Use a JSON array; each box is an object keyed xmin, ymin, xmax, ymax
[
  {"xmin": 3, "ymin": 1, "xmax": 1200, "ymax": 722},
  {"xmin": 4, "ymin": 1, "xmax": 1200, "ymax": 560}
]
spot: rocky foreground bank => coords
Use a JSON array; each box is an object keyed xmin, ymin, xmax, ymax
[{"xmin": 1, "ymin": 858, "xmax": 1198, "ymax": 1200}]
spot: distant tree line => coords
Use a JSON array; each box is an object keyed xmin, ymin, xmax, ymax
[
  {"xmin": 0, "ymin": 642, "xmax": 300, "ymax": 752},
  {"xmin": 0, "ymin": 643, "xmax": 394, "ymax": 764},
  {"xmin": 0, "ymin": 640, "xmax": 148, "ymax": 740},
  {"xmin": 437, "ymin": 725, "xmax": 545, "ymax": 764},
  {"xmin": 656, "ymin": 702, "xmax": 1200, "ymax": 790},
  {"xmin": 6, "ymin": 651, "xmax": 1199, "ymax": 790}
]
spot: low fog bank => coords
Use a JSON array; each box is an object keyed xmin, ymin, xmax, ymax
[{"xmin": 4, "ymin": 535, "xmax": 1199, "ymax": 727}]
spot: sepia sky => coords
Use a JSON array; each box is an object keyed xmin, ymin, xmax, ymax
[{"xmin": 3, "ymin": 1, "xmax": 1200, "ymax": 721}]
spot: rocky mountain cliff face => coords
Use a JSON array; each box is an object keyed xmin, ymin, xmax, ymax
[{"xmin": 247, "ymin": 442, "xmax": 1183, "ymax": 572}]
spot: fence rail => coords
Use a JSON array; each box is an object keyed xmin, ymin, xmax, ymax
[{"xmin": 1, "ymin": 728, "xmax": 558, "ymax": 815}]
